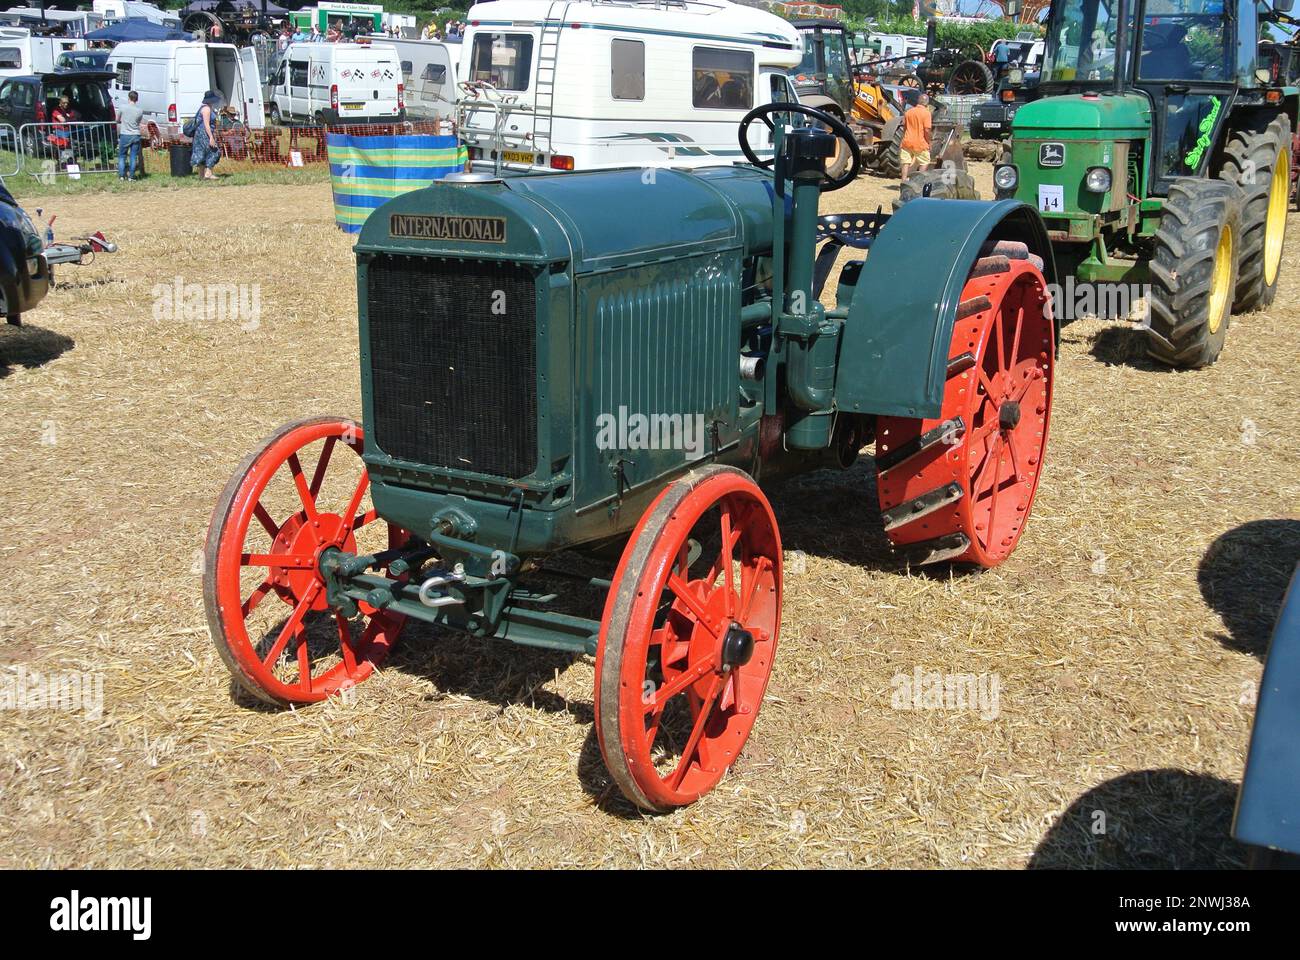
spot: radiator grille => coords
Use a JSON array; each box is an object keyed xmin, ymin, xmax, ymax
[{"xmin": 366, "ymin": 255, "xmax": 538, "ymax": 479}]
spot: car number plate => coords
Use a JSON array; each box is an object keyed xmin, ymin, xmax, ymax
[
  {"xmin": 1038, "ymin": 184, "xmax": 1064, "ymax": 213},
  {"xmin": 502, "ymin": 150, "xmax": 534, "ymax": 164},
  {"xmin": 342, "ymin": 103, "xmax": 364, "ymax": 111},
  {"xmin": 983, "ymin": 121, "xmax": 1001, "ymax": 129}
]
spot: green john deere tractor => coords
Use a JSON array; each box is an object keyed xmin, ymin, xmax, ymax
[{"xmin": 994, "ymin": 0, "xmax": 1296, "ymax": 367}]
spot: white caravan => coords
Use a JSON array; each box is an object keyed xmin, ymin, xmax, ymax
[
  {"xmin": 106, "ymin": 41, "xmax": 265, "ymax": 132},
  {"xmin": 365, "ymin": 34, "xmax": 455, "ymax": 121},
  {"xmin": 266, "ymin": 42, "xmax": 403, "ymax": 125},
  {"xmin": 0, "ymin": 9, "xmax": 105, "ymax": 38},
  {"xmin": 869, "ymin": 33, "xmax": 928, "ymax": 62},
  {"xmin": 458, "ymin": 0, "xmax": 803, "ymax": 173},
  {"xmin": 0, "ymin": 28, "xmax": 86, "ymax": 78}
]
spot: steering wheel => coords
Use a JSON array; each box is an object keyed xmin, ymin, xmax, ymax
[{"xmin": 738, "ymin": 102, "xmax": 861, "ymax": 191}]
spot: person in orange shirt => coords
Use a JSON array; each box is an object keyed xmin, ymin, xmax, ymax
[{"xmin": 900, "ymin": 90, "xmax": 932, "ymax": 180}]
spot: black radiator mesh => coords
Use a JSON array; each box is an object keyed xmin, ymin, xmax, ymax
[{"xmin": 366, "ymin": 255, "xmax": 538, "ymax": 479}]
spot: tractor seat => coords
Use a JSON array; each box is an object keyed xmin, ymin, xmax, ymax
[
  {"xmin": 813, "ymin": 213, "xmax": 890, "ymax": 299},
  {"xmin": 816, "ymin": 213, "xmax": 888, "ymax": 250}
]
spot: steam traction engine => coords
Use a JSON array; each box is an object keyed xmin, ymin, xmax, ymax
[{"xmin": 205, "ymin": 106, "xmax": 1057, "ymax": 811}]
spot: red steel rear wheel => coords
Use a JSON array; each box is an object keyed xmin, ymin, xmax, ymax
[
  {"xmin": 204, "ymin": 417, "xmax": 408, "ymax": 705},
  {"xmin": 596, "ymin": 467, "xmax": 782, "ymax": 811},
  {"xmin": 875, "ymin": 242, "xmax": 1054, "ymax": 567}
]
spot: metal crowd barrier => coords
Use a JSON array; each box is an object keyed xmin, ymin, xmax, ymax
[
  {"xmin": 0, "ymin": 123, "xmax": 19, "ymax": 177},
  {"xmin": 933, "ymin": 94, "xmax": 990, "ymax": 135},
  {"xmin": 16, "ymin": 121, "xmax": 122, "ymax": 177}
]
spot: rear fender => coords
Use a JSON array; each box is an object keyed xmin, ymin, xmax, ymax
[{"xmin": 833, "ymin": 198, "xmax": 1054, "ymax": 420}]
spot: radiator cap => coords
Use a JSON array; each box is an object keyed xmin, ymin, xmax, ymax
[{"xmin": 443, "ymin": 170, "xmax": 503, "ymax": 185}]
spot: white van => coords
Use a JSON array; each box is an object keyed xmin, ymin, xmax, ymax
[
  {"xmin": 0, "ymin": 27, "xmax": 86, "ymax": 78},
  {"xmin": 457, "ymin": 0, "xmax": 804, "ymax": 173},
  {"xmin": 364, "ymin": 34, "xmax": 454, "ymax": 121},
  {"xmin": 106, "ymin": 41, "xmax": 265, "ymax": 132},
  {"xmin": 266, "ymin": 42, "xmax": 404, "ymax": 125}
]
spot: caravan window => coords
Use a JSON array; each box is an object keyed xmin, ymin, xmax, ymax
[
  {"xmin": 692, "ymin": 47, "xmax": 754, "ymax": 110},
  {"xmin": 0, "ymin": 48, "xmax": 21, "ymax": 71},
  {"xmin": 469, "ymin": 33, "xmax": 534, "ymax": 91},
  {"xmin": 611, "ymin": 39, "xmax": 644, "ymax": 100}
]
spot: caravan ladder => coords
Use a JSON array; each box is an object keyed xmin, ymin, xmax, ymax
[{"xmin": 532, "ymin": 1, "xmax": 569, "ymax": 157}]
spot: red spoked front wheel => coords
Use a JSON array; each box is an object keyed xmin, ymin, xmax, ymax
[
  {"xmin": 596, "ymin": 467, "xmax": 782, "ymax": 812},
  {"xmin": 204, "ymin": 417, "xmax": 408, "ymax": 706},
  {"xmin": 875, "ymin": 241, "xmax": 1054, "ymax": 567}
]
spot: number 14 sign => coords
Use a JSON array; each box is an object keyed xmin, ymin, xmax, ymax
[{"xmin": 1038, "ymin": 184, "xmax": 1064, "ymax": 213}]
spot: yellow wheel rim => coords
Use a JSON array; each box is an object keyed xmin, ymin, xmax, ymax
[
  {"xmin": 1208, "ymin": 223, "xmax": 1234, "ymax": 335},
  {"xmin": 1264, "ymin": 146, "xmax": 1289, "ymax": 288}
]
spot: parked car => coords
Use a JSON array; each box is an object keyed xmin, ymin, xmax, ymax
[
  {"xmin": 0, "ymin": 70, "xmax": 115, "ymax": 158},
  {"xmin": 55, "ymin": 50, "xmax": 111, "ymax": 72},
  {"xmin": 969, "ymin": 71, "xmax": 1039, "ymax": 141},
  {"xmin": 0, "ymin": 178, "xmax": 49, "ymax": 326},
  {"xmin": 1234, "ymin": 562, "xmax": 1300, "ymax": 868}
]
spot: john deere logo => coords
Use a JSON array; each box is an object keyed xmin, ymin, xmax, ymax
[
  {"xmin": 1039, "ymin": 142, "xmax": 1065, "ymax": 167},
  {"xmin": 389, "ymin": 214, "xmax": 507, "ymax": 243}
]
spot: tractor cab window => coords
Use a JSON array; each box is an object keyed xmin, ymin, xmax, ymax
[
  {"xmin": 824, "ymin": 31, "xmax": 847, "ymax": 79},
  {"xmin": 1041, "ymin": 0, "xmax": 1135, "ymax": 83},
  {"xmin": 469, "ymin": 33, "xmax": 534, "ymax": 91},
  {"xmin": 797, "ymin": 31, "xmax": 819, "ymax": 76},
  {"xmin": 1137, "ymin": 0, "xmax": 1230, "ymax": 81}
]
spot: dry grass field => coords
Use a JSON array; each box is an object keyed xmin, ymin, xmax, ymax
[{"xmin": 0, "ymin": 165, "xmax": 1297, "ymax": 868}]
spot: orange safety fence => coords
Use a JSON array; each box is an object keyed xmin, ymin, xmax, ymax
[{"xmin": 143, "ymin": 118, "xmax": 455, "ymax": 173}]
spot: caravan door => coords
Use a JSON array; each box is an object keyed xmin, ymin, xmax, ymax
[{"xmin": 238, "ymin": 46, "xmax": 265, "ymax": 129}]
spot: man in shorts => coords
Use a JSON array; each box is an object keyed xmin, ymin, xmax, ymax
[{"xmin": 900, "ymin": 90, "xmax": 932, "ymax": 180}]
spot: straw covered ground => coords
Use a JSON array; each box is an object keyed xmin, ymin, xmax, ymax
[{"xmin": 0, "ymin": 166, "xmax": 1297, "ymax": 868}]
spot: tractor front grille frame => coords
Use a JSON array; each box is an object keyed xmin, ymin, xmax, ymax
[{"xmin": 365, "ymin": 254, "xmax": 539, "ymax": 480}]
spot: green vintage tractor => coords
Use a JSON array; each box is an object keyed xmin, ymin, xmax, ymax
[
  {"xmin": 205, "ymin": 106, "xmax": 1057, "ymax": 812},
  {"xmin": 994, "ymin": 0, "xmax": 1296, "ymax": 367}
]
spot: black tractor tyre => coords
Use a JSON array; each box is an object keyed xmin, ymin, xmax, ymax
[
  {"xmin": 1146, "ymin": 178, "xmax": 1244, "ymax": 369},
  {"xmin": 893, "ymin": 168, "xmax": 979, "ymax": 210},
  {"xmin": 820, "ymin": 109, "xmax": 853, "ymax": 180},
  {"xmin": 876, "ymin": 117, "xmax": 904, "ymax": 179},
  {"xmin": 1218, "ymin": 111, "xmax": 1291, "ymax": 312},
  {"xmin": 946, "ymin": 59, "xmax": 994, "ymax": 96}
]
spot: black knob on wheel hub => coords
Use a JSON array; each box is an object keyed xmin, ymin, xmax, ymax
[
  {"xmin": 722, "ymin": 623, "xmax": 755, "ymax": 668},
  {"xmin": 999, "ymin": 400, "xmax": 1021, "ymax": 431}
]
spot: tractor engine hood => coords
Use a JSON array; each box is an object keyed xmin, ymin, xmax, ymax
[
  {"xmin": 1012, "ymin": 92, "xmax": 1151, "ymax": 139},
  {"xmin": 356, "ymin": 166, "xmax": 778, "ymax": 271}
]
